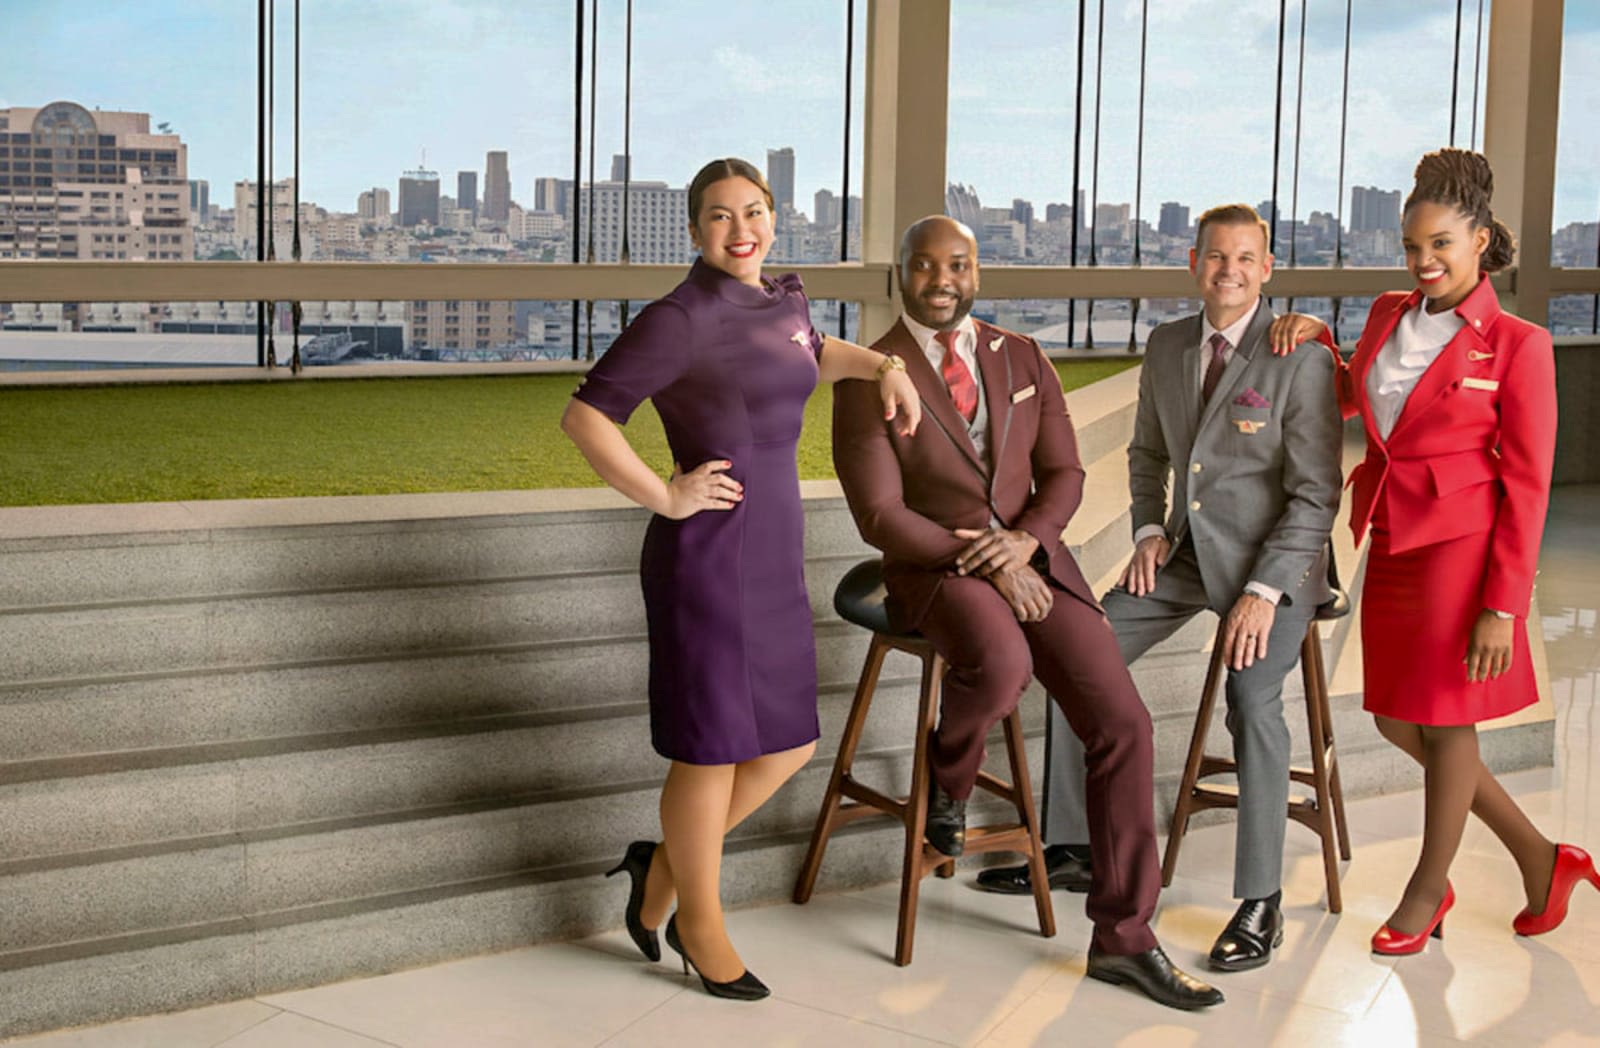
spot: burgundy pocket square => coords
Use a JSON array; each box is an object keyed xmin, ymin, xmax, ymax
[{"xmin": 1233, "ymin": 388, "xmax": 1270, "ymax": 409}]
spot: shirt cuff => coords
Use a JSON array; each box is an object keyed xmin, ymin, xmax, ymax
[
  {"xmin": 1244, "ymin": 580, "xmax": 1283, "ymax": 606},
  {"xmin": 1133, "ymin": 524, "xmax": 1168, "ymax": 546},
  {"xmin": 1487, "ymin": 608, "xmax": 1514, "ymax": 620}
]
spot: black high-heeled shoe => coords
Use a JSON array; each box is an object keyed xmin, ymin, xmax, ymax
[
  {"xmin": 604, "ymin": 840, "xmax": 661, "ymax": 962},
  {"xmin": 665, "ymin": 914, "xmax": 770, "ymax": 1001}
]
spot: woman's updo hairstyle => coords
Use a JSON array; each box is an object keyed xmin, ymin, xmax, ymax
[
  {"xmin": 686, "ymin": 158, "xmax": 775, "ymax": 225},
  {"xmin": 1403, "ymin": 148, "xmax": 1516, "ymax": 272}
]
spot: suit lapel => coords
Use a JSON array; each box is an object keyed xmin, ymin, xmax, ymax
[
  {"xmin": 884, "ymin": 320, "xmax": 987, "ymax": 477},
  {"xmin": 972, "ymin": 320, "xmax": 1012, "ymax": 474},
  {"xmin": 1176, "ymin": 314, "xmax": 1205, "ymax": 450},
  {"xmin": 1387, "ymin": 313, "xmax": 1488, "ymax": 443},
  {"xmin": 1351, "ymin": 293, "xmax": 1411, "ymax": 450}
]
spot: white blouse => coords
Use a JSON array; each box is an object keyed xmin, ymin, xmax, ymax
[{"xmin": 1367, "ymin": 303, "xmax": 1466, "ymax": 440}]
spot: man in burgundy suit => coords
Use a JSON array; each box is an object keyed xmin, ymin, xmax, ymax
[{"xmin": 832, "ymin": 216, "xmax": 1221, "ymax": 1011}]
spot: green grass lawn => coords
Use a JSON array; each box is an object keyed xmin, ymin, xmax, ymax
[{"xmin": 0, "ymin": 359, "xmax": 1137, "ymax": 506}]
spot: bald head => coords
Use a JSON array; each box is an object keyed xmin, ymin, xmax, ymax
[{"xmin": 898, "ymin": 216, "xmax": 980, "ymax": 331}]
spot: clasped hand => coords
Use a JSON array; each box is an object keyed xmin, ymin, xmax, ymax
[
  {"xmin": 954, "ymin": 527, "xmax": 1050, "ymax": 622},
  {"xmin": 662, "ymin": 459, "xmax": 743, "ymax": 519}
]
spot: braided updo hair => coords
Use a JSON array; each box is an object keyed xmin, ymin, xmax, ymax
[{"xmin": 1402, "ymin": 148, "xmax": 1516, "ymax": 272}]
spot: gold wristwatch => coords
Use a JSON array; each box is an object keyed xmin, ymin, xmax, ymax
[{"xmin": 874, "ymin": 354, "xmax": 906, "ymax": 379}]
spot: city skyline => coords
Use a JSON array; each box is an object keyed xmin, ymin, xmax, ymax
[{"xmin": 5, "ymin": 1, "xmax": 1598, "ymax": 232}]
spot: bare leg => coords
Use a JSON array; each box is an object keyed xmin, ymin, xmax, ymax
[
  {"xmin": 640, "ymin": 742, "xmax": 817, "ymax": 947},
  {"xmin": 1374, "ymin": 715, "xmax": 1556, "ymax": 911}
]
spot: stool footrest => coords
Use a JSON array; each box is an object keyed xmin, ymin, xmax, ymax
[{"xmin": 838, "ymin": 777, "xmax": 908, "ymax": 820}]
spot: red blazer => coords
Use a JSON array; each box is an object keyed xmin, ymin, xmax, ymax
[
  {"xmin": 832, "ymin": 318, "xmax": 1095, "ymax": 631},
  {"xmin": 1342, "ymin": 277, "xmax": 1556, "ymax": 617}
]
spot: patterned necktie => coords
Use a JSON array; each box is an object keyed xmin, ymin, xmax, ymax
[
  {"xmin": 936, "ymin": 329, "xmax": 978, "ymax": 424},
  {"xmin": 1201, "ymin": 332, "xmax": 1230, "ymax": 406}
]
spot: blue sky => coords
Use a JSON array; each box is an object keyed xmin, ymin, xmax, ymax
[{"xmin": 4, "ymin": 0, "xmax": 1596, "ymax": 229}]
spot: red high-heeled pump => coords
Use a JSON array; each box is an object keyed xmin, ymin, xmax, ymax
[
  {"xmin": 1514, "ymin": 844, "xmax": 1600, "ymax": 936},
  {"xmin": 1372, "ymin": 882, "xmax": 1454, "ymax": 955}
]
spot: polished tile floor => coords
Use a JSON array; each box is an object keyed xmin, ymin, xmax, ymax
[{"xmin": 13, "ymin": 489, "xmax": 1600, "ymax": 1048}]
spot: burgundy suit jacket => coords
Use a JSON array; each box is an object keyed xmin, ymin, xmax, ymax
[
  {"xmin": 833, "ymin": 318, "xmax": 1094, "ymax": 632},
  {"xmin": 1340, "ymin": 277, "xmax": 1556, "ymax": 617}
]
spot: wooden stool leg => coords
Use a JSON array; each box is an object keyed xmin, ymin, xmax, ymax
[
  {"xmin": 1161, "ymin": 631, "xmax": 1228, "ymax": 887},
  {"xmin": 895, "ymin": 651, "xmax": 943, "ymax": 966},
  {"xmin": 1312, "ymin": 636, "xmax": 1353, "ymax": 861},
  {"xmin": 794, "ymin": 635, "xmax": 891, "ymax": 904},
  {"xmin": 1302, "ymin": 626, "xmax": 1343, "ymax": 914},
  {"xmin": 1003, "ymin": 709, "xmax": 1057, "ymax": 939}
]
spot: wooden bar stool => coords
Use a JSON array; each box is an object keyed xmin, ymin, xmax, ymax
[
  {"xmin": 1160, "ymin": 581, "xmax": 1354, "ymax": 911},
  {"xmin": 793, "ymin": 559, "xmax": 1055, "ymax": 965}
]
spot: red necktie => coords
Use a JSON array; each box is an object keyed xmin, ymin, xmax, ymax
[
  {"xmin": 1201, "ymin": 332, "xmax": 1229, "ymax": 405},
  {"xmin": 936, "ymin": 329, "xmax": 978, "ymax": 423}
]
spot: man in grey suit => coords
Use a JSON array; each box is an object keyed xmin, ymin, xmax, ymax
[{"xmin": 976, "ymin": 204, "xmax": 1342, "ymax": 973}]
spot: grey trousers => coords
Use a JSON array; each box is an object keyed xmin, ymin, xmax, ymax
[{"xmin": 1042, "ymin": 540, "xmax": 1313, "ymax": 900}]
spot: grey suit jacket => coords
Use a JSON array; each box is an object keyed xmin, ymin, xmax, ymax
[{"xmin": 1129, "ymin": 299, "xmax": 1342, "ymax": 611}]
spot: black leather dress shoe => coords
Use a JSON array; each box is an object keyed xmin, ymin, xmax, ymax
[
  {"xmin": 925, "ymin": 782, "xmax": 967, "ymax": 857},
  {"xmin": 975, "ymin": 845, "xmax": 1093, "ymax": 895},
  {"xmin": 1086, "ymin": 943, "xmax": 1225, "ymax": 1011},
  {"xmin": 1208, "ymin": 896, "xmax": 1284, "ymax": 972}
]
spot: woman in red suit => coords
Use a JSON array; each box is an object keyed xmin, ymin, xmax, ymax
[{"xmin": 1271, "ymin": 149, "xmax": 1596, "ymax": 954}]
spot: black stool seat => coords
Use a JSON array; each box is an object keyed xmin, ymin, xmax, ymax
[
  {"xmin": 1316, "ymin": 587, "xmax": 1351, "ymax": 622},
  {"xmin": 832, "ymin": 558, "xmax": 897, "ymax": 636}
]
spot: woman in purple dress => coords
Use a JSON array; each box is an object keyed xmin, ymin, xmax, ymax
[{"xmin": 562, "ymin": 158, "xmax": 919, "ymax": 1000}]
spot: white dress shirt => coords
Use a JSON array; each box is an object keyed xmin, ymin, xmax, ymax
[
  {"xmin": 1367, "ymin": 302, "xmax": 1465, "ymax": 441},
  {"xmin": 902, "ymin": 312, "xmax": 990, "ymax": 465}
]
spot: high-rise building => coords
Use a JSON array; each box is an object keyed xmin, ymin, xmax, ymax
[
  {"xmin": 484, "ymin": 151, "xmax": 511, "ymax": 222},
  {"xmin": 234, "ymin": 178, "xmax": 298, "ymax": 257},
  {"xmin": 457, "ymin": 171, "xmax": 477, "ymax": 218},
  {"xmin": 609, "ymin": 154, "xmax": 631, "ymax": 183},
  {"xmin": 571, "ymin": 178, "xmax": 690, "ymax": 264},
  {"xmin": 533, "ymin": 177, "xmax": 567, "ymax": 215},
  {"xmin": 1350, "ymin": 185, "xmax": 1401, "ymax": 233},
  {"xmin": 0, "ymin": 101, "xmax": 192, "ymax": 261},
  {"xmin": 813, "ymin": 188, "xmax": 837, "ymax": 229},
  {"xmin": 398, "ymin": 169, "xmax": 440, "ymax": 228},
  {"xmin": 188, "ymin": 180, "xmax": 210, "ymax": 227},
  {"xmin": 766, "ymin": 147, "xmax": 795, "ymax": 211},
  {"xmin": 1044, "ymin": 202, "xmax": 1072, "ymax": 225},
  {"xmin": 358, "ymin": 187, "xmax": 391, "ymax": 223},
  {"xmin": 1011, "ymin": 198, "xmax": 1034, "ymax": 228},
  {"xmin": 1158, "ymin": 201, "xmax": 1190, "ymax": 237},
  {"xmin": 945, "ymin": 182, "xmax": 982, "ymax": 227},
  {"xmin": 409, "ymin": 298, "xmax": 516, "ymax": 352}
]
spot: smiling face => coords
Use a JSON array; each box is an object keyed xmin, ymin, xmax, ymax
[
  {"xmin": 1402, "ymin": 200, "xmax": 1490, "ymax": 312},
  {"xmin": 899, "ymin": 217, "xmax": 979, "ymax": 331},
  {"xmin": 1189, "ymin": 220, "xmax": 1272, "ymax": 330},
  {"xmin": 689, "ymin": 176, "xmax": 774, "ymax": 286}
]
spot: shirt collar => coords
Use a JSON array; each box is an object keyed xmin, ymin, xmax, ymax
[
  {"xmin": 1200, "ymin": 297, "xmax": 1262, "ymax": 352},
  {"xmin": 902, "ymin": 312, "xmax": 975, "ymax": 353},
  {"xmin": 1398, "ymin": 272, "xmax": 1500, "ymax": 332}
]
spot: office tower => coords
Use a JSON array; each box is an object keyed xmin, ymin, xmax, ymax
[
  {"xmin": 457, "ymin": 171, "xmax": 477, "ymax": 218},
  {"xmin": 484, "ymin": 150, "xmax": 511, "ymax": 221},
  {"xmin": 1044, "ymin": 202, "xmax": 1072, "ymax": 225},
  {"xmin": 572, "ymin": 178, "xmax": 690, "ymax": 264},
  {"xmin": 0, "ymin": 101, "xmax": 192, "ymax": 261},
  {"xmin": 188, "ymin": 180, "xmax": 210, "ymax": 227},
  {"xmin": 814, "ymin": 188, "xmax": 837, "ymax": 229},
  {"xmin": 534, "ymin": 177, "xmax": 566, "ymax": 215},
  {"xmin": 358, "ymin": 187, "xmax": 392, "ymax": 222},
  {"xmin": 1350, "ymin": 185, "xmax": 1401, "ymax": 233},
  {"xmin": 610, "ymin": 154, "xmax": 630, "ymax": 183},
  {"xmin": 766, "ymin": 147, "xmax": 795, "ymax": 211},
  {"xmin": 1159, "ymin": 201, "xmax": 1190, "ymax": 237},
  {"xmin": 1011, "ymin": 198, "xmax": 1034, "ymax": 228},
  {"xmin": 398, "ymin": 169, "xmax": 441, "ymax": 228},
  {"xmin": 234, "ymin": 178, "xmax": 297, "ymax": 257}
]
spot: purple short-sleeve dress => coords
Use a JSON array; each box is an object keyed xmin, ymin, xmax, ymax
[{"xmin": 573, "ymin": 257, "xmax": 824, "ymax": 765}]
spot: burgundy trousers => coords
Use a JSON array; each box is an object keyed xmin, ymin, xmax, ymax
[{"xmin": 916, "ymin": 574, "xmax": 1160, "ymax": 954}]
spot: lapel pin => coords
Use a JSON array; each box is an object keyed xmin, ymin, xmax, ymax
[
  {"xmin": 988, "ymin": 336, "xmax": 1004, "ymax": 353},
  {"xmin": 1467, "ymin": 350, "xmax": 1494, "ymax": 362},
  {"xmin": 1234, "ymin": 419, "xmax": 1265, "ymax": 435},
  {"xmin": 790, "ymin": 331, "xmax": 811, "ymax": 349}
]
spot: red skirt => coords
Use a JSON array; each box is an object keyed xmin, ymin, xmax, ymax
[{"xmin": 1361, "ymin": 523, "xmax": 1537, "ymax": 726}]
